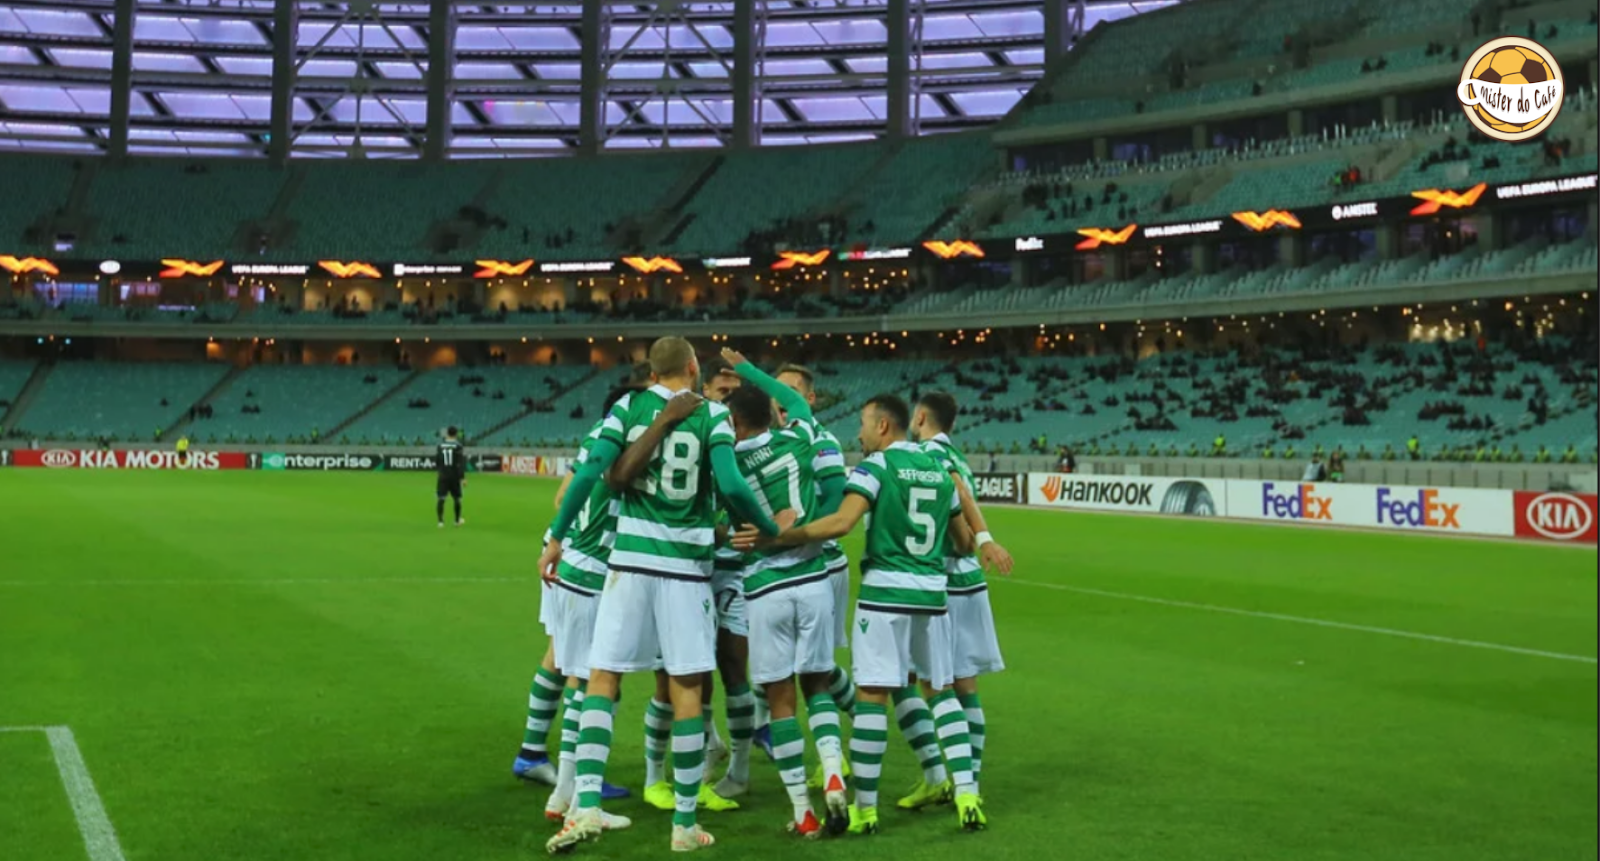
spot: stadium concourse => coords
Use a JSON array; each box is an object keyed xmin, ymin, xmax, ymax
[{"xmin": 0, "ymin": 0, "xmax": 1598, "ymax": 859}]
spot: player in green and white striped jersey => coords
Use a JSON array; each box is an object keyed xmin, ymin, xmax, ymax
[
  {"xmin": 538, "ymin": 337, "xmax": 782, "ymax": 855},
  {"xmin": 540, "ymin": 384, "xmax": 646, "ymax": 829},
  {"xmin": 742, "ymin": 394, "xmax": 987, "ymax": 836},
  {"xmin": 721, "ymin": 384, "xmax": 851, "ymax": 837},
  {"xmin": 892, "ymin": 391, "xmax": 1016, "ymax": 809},
  {"xmin": 738, "ymin": 358, "xmax": 859, "ymax": 744}
]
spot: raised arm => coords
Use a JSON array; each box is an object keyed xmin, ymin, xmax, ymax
[
  {"xmin": 724, "ymin": 348, "xmax": 811, "ymax": 423},
  {"xmin": 549, "ymin": 438, "xmax": 619, "ymax": 542}
]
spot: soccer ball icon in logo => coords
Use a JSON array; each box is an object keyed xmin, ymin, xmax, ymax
[{"xmin": 1458, "ymin": 37, "xmax": 1563, "ymax": 141}]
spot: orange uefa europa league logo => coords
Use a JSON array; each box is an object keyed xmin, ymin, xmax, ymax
[
  {"xmin": 771, "ymin": 250, "xmax": 831, "ymax": 270},
  {"xmin": 1409, "ymin": 183, "xmax": 1488, "ymax": 216},
  {"xmin": 921, "ymin": 240, "xmax": 984, "ymax": 259},
  {"xmin": 159, "ymin": 259, "xmax": 224, "ymax": 278},
  {"xmin": 622, "ymin": 256, "xmax": 685, "ymax": 274},
  {"xmin": 1231, "ymin": 210, "xmax": 1302, "ymax": 232},
  {"xmin": 317, "ymin": 260, "xmax": 381, "ymax": 279},
  {"xmin": 474, "ymin": 259, "xmax": 535, "ymax": 278},
  {"xmin": 1073, "ymin": 225, "xmax": 1137, "ymax": 250},
  {"xmin": 0, "ymin": 255, "xmax": 60, "ymax": 276}
]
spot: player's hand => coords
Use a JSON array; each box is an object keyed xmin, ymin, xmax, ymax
[
  {"xmin": 720, "ymin": 347, "xmax": 748, "ymax": 368},
  {"xmin": 537, "ymin": 539, "xmax": 563, "ymax": 586},
  {"xmin": 979, "ymin": 541, "xmax": 1015, "ymax": 577},
  {"xmin": 661, "ymin": 391, "xmax": 703, "ymax": 424},
  {"xmin": 773, "ymin": 508, "xmax": 798, "ymax": 532},
  {"xmin": 730, "ymin": 523, "xmax": 765, "ymax": 552}
]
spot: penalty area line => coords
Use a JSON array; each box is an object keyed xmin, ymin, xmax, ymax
[
  {"xmin": 1002, "ymin": 578, "xmax": 1599, "ymax": 665},
  {"xmin": 0, "ymin": 725, "xmax": 127, "ymax": 861}
]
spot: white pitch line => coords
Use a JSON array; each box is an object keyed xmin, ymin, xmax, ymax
[
  {"xmin": 1002, "ymin": 578, "xmax": 1599, "ymax": 665},
  {"xmin": 45, "ymin": 727, "xmax": 127, "ymax": 861},
  {"xmin": 0, "ymin": 726, "xmax": 128, "ymax": 861}
]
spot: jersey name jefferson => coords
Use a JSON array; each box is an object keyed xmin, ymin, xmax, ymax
[{"xmin": 846, "ymin": 441, "xmax": 961, "ymax": 614}]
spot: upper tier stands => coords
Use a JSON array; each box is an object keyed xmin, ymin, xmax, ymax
[
  {"xmin": 16, "ymin": 361, "xmax": 228, "ymax": 441},
  {"xmin": 83, "ymin": 161, "xmax": 280, "ymax": 261}
]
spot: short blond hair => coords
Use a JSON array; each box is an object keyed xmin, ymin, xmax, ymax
[
  {"xmin": 775, "ymin": 363, "xmax": 815, "ymax": 394},
  {"xmin": 649, "ymin": 337, "xmax": 696, "ymax": 378}
]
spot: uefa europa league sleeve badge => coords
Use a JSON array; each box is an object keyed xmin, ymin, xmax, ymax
[{"xmin": 1457, "ymin": 36, "xmax": 1564, "ymax": 142}]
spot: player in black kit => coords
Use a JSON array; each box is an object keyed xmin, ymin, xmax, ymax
[{"xmin": 437, "ymin": 426, "xmax": 467, "ymax": 528}]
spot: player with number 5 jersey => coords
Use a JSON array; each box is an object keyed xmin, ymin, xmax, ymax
[{"xmin": 742, "ymin": 393, "xmax": 987, "ymax": 838}]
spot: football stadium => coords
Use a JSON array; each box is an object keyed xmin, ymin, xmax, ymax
[{"xmin": 0, "ymin": 0, "xmax": 1596, "ymax": 858}]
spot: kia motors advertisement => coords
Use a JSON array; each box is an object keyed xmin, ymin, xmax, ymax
[
  {"xmin": 11, "ymin": 449, "xmax": 249, "ymax": 470},
  {"xmin": 1513, "ymin": 491, "xmax": 1598, "ymax": 542},
  {"xmin": 1027, "ymin": 474, "xmax": 1224, "ymax": 517},
  {"xmin": 969, "ymin": 473, "xmax": 1026, "ymax": 504},
  {"xmin": 1226, "ymin": 481, "xmax": 1513, "ymax": 537}
]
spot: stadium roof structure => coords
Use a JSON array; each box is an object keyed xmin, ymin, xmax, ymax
[{"xmin": 0, "ymin": 0, "xmax": 1173, "ymax": 158}]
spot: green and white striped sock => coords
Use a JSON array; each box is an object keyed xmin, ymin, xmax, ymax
[
  {"xmin": 959, "ymin": 692, "xmax": 986, "ymax": 790},
  {"xmin": 573, "ymin": 693, "xmax": 614, "ymax": 812},
  {"xmin": 644, "ymin": 698, "xmax": 672, "ymax": 787},
  {"xmin": 752, "ymin": 684, "xmax": 770, "ymax": 731},
  {"xmin": 553, "ymin": 684, "xmax": 584, "ymax": 804},
  {"xmin": 827, "ymin": 666, "xmax": 857, "ymax": 717},
  {"xmin": 849, "ymin": 702, "xmax": 889, "ymax": 810},
  {"xmin": 806, "ymin": 693, "xmax": 845, "ymax": 789},
  {"xmin": 930, "ymin": 690, "xmax": 975, "ymax": 797},
  {"xmin": 521, "ymin": 667, "xmax": 564, "ymax": 757},
  {"xmin": 671, "ymin": 716, "xmax": 706, "ymax": 829},
  {"xmin": 893, "ymin": 687, "xmax": 947, "ymax": 785},
  {"xmin": 724, "ymin": 683, "xmax": 756, "ymax": 784},
  {"xmin": 771, "ymin": 716, "xmax": 813, "ymax": 824}
]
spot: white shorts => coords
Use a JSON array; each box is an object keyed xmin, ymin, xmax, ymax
[
  {"xmin": 748, "ymin": 579, "xmax": 836, "ymax": 686},
  {"xmin": 551, "ymin": 585, "xmax": 600, "ymax": 680},
  {"xmin": 949, "ymin": 590, "xmax": 1004, "ymax": 679},
  {"xmin": 711, "ymin": 566, "xmax": 748, "ymax": 638},
  {"xmin": 589, "ymin": 572, "xmax": 717, "ymax": 677},
  {"xmin": 539, "ymin": 581, "xmax": 557, "ymax": 637},
  {"xmin": 828, "ymin": 554, "xmax": 850, "ymax": 651},
  {"xmin": 851, "ymin": 607, "xmax": 954, "ymax": 691}
]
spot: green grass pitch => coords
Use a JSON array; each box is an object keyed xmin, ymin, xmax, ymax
[{"xmin": 0, "ymin": 470, "xmax": 1594, "ymax": 861}]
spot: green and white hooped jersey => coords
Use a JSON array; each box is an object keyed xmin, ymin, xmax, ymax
[
  {"xmin": 790, "ymin": 418, "xmax": 849, "ymax": 573},
  {"xmin": 921, "ymin": 432, "xmax": 985, "ymax": 594},
  {"xmin": 734, "ymin": 427, "xmax": 827, "ymax": 600},
  {"xmin": 599, "ymin": 384, "xmax": 735, "ymax": 581},
  {"xmin": 558, "ymin": 420, "xmax": 617, "ymax": 595},
  {"xmin": 845, "ymin": 441, "xmax": 961, "ymax": 615}
]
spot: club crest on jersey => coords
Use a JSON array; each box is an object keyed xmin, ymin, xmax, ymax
[
  {"xmin": 858, "ymin": 618, "xmax": 869, "ymax": 633},
  {"xmin": 703, "ymin": 599, "xmax": 712, "ymax": 615}
]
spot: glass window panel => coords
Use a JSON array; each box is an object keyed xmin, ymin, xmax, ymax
[
  {"xmin": 0, "ymin": 84, "xmax": 81, "ymax": 113},
  {"xmin": 790, "ymin": 97, "xmax": 875, "ymax": 122},
  {"xmin": 969, "ymin": 10, "xmax": 1044, "ymax": 37},
  {"xmin": 1003, "ymin": 48, "xmax": 1044, "ymax": 65},
  {"xmin": 609, "ymin": 62, "xmax": 666, "ymax": 80},
  {"xmin": 0, "ymin": 8, "xmax": 27, "ymax": 34},
  {"xmin": 230, "ymin": 94, "xmax": 272, "ymax": 120},
  {"xmin": 917, "ymin": 52, "xmax": 991, "ymax": 71},
  {"xmin": 133, "ymin": 52, "xmax": 206, "ymax": 73},
  {"xmin": 457, "ymin": 62, "xmax": 522, "ymax": 80},
  {"xmin": 133, "ymin": 15, "xmax": 193, "ymax": 41},
  {"xmin": 481, "ymin": 98, "xmax": 563, "ymax": 125},
  {"xmin": 500, "ymin": 27, "xmax": 580, "ymax": 51},
  {"xmin": 922, "ymin": 15, "xmax": 985, "ymax": 40},
  {"xmin": 13, "ymin": 9, "xmax": 102, "ymax": 37},
  {"xmin": 764, "ymin": 22, "xmax": 822, "ymax": 47},
  {"xmin": 300, "ymin": 58, "xmax": 359, "ymax": 77},
  {"xmin": 759, "ymin": 59, "xmax": 834, "ymax": 77},
  {"xmin": 296, "ymin": 22, "xmax": 356, "ymax": 48},
  {"xmin": 0, "ymin": 44, "xmax": 35, "ymax": 64},
  {"xmin": 156, "ymin": 91, "xmax": 246, "ymax": 119},
  {"xmin": 807, "ymin": 19, "xmax": 886, "ymax": 45},
  {"xmin": 947, "ymin": 88, "xmax": 1024, "ymax": 117},
  {"xmin": 49, "ymin": 49, "xmax": 114, "ymax": 69},
  {"xmin": 531, "ymin": 63, "xmax": 580, "ymax": 80},
  {"xmin": 375, "ymin": 61, "xmax": 425, "ymax": 79},
  {"xmin": 604, "ymin": 137, "xmax": 658, "ymax": 149},
  {"xmin": 685, "ymin": 62, "xmax": 729, "ymax": 78},
  {"xmin": 916, "ymin": 93, "xmax": 946, "ymax": 118},
  {"xmin": 214, "ymin": 55, "xmax": 273, "ymax": 76},
  {"xmin": 185, "ymin": 17, "xmax": 267, "ymax": 44},
  {"xmin": 844, "ymin": 56, "xmax": 887, "ymax": 73},
  {"xmin": 672, "ymin": 23, "xmax": 730, "ymax": 49},
  {"xmin": 609, "ymin": 24, "xmax": 664, "ymax": 50},
  {"xmin": 449, "ymin": 103, "xmax": 476, "ymax": 124},
  {"xmin": 456, "ymin": 26, "xmax": 515, "ymax": 50}
]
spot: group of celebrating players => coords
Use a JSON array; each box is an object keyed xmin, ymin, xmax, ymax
[{"xmin": 517, "ymin": 336, "xmax": 1014, "ymax": 854}]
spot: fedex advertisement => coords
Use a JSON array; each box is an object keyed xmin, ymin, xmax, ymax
[{"xmin": 1226, "ymin": 481, "xmax": 1514, "ymax": 537}]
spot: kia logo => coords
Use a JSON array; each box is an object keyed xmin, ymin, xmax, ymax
[
  {"xmin": 42, "ymin": 449, "xmax": 77, "ymax": 468},
  {"xmin": 1525, "ymin": 492, "xmax": 1594, "ymax": 540}
]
